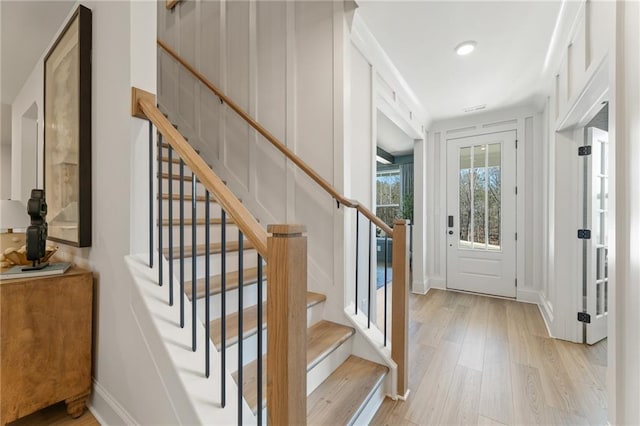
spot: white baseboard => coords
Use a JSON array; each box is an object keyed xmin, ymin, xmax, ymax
[
  {"xmin": 537, "ymin": 292, "xmax": 555, "ymax": 338},
  {"xmin": 89, "ymin": 379, "xmax": 138, "ymax": 426},
  {"xmin": 516, "ymin": 288, "xmax": 540, "ymax": 304},
  {"xmin": 427, "ymin": 277, "xmax": 446, "ymax": 289}
]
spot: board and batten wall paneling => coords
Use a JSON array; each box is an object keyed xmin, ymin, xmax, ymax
[
  {"xmin": 156, "ymin": 0, "xmax": 346, "ymax": 295},
  {"xmin": 255, "ymin": 1, "xmax": 287, "ymax": 221},
  {"xmin": 197, "ymin": 0, "xmax": 222, "ymax": 163},
  {"xmin": 224, "ymin": 0, "xmax": 251, "ymax": 190},
  {"xmin": 348, "ymin": 42, "xmax": 373, "ymax": 311}
]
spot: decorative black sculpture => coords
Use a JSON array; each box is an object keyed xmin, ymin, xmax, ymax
[{"xmin": 24, "ymin": 189, "xmax": 49, "ymax": 271}]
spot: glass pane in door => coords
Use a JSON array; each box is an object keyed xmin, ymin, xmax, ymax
[
  {"xmin": 473, "ymin": 145, "xmax": 487, "ymax": 247},
  {"xmin": 487, "ymin": 143, "xmax": 501, "ymax": 250},
  {"xmin": 459, "ymin": 147, "xmax": 472, "ymax": 248}
]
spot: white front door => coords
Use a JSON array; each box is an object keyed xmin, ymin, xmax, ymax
[
  {"xmin": 585, "ymin": 128, "xmax": 609, "ymax": 344},
  {"xmin": 446, "ymin": 131, "xmax": 517, "ymax": 298}
]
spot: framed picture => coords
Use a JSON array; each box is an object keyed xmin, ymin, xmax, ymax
[{"xmin": 44, "ymin": 5, "xmax": 92, "ymax": 247}]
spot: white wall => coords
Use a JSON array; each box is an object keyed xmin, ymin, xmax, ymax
[
  {"xmin": 348, "ymin": 14, "xmax": 428, "ymax": 297},
  {"xmin": 8, "ymin": 2, "xmax": 183, "ymax": 424},
  {"xmin": 1, "ymin": 103, "xmax": 11, "ymax": 198},
  {"xmin": 610, "ymin": 2, "xmax": 640, "ymax": 424},
  {"xmin": 537, "ymin": 0, "xmax": 640, "ymax": 423}
]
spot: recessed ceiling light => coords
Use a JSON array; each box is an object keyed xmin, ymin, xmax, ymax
[{"xmin": 455, "ymin": 41, "xmax": 477, "ymax": 56}]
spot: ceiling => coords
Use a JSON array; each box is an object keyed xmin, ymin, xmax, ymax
[
  {"xmin": 357, "ymin": 1, "xmax": 562, "ymax": 123},
  {"xmin": 1, "ymin": 1, "xmax": 76, "ymax": 104},
  {"xmin": 377, "ymin": 110, "xmax": 414, "ymax": 156}
]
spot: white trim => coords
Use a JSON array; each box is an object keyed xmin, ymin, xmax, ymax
[
  {"xmin": 537, "ymin": 292, "xmax": 555, "ymax": 338},
  {"xmin": 516, "ymin": 288, "xmax": 540, "ymax": 304},
  {"xmin": 89, "ymin": 380, "xmax": 138, "ymax": 426},
  {"xmin": 428, "ymin": 277, "xmax": 446, "ymax": 290},
  {"xmin": 350, "ymin": 14, "xmax": 430, "ymax": 129}
]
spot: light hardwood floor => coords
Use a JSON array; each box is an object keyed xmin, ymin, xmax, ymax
[
  {"xmin": 7, "ymin": 402, "xmax": 99, "ymax": 426},
  {"xmin": 371, "ymin": 289, "xmax": 607, "ymax": 426}
]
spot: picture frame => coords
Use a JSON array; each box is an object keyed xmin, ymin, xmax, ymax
[{"xmin": 44, "ymin": 5, "xmax": 92, "ymax": 247}]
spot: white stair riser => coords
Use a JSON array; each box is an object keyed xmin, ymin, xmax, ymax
[
  {"xmin": 253, "ymin": 335, "xmax": 354, "ymax": 421},
  {"xmin": 169, "ymin": 251, "xmax": 262, "ymax": 280},
  {"xmin": 348, "ymin": 372, "xmax": 387, "ymax": 426},
  {"xmin": 306, "ymin": 336, "xmax": 353, "ymax": 396},
  {"xmin": 161, "ymin": 223, "xmax": 239, "ymax": 246},
  {"xmin": 223, "ymin": 328, "xmax": 268, "ymax": 370},
  {"xmin": 196, "ymin": 281, "xmax": 264, "ymax": 321}
]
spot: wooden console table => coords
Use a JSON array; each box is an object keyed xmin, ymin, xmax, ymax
[{"xmin": 0, "ymin": 267, "xmax": 93, "ymax": 425}]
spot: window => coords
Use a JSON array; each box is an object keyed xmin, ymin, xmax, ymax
[{"xmin": 376, "ymin": 167, "xmax": 401, "ymax": 228}]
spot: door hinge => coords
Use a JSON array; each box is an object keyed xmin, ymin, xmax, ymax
[
  {"xmin": 577, "ymin": 229, "xmax": 592, "ymax": 239},
  {"xmin": 515, "ymin": 278, "xmax": 518, "ymax": 288},
  {"xmin": 578, "ymin": 146, "xmax": 592, "ymax": 156},
  {"xmin": 515, "ymin": 140, "xmax": 518, "ymax": 149},
  {"xmin": 515, "ymin": 232, "xmax": 518, "ymax": 241},
  {"xmin": 577, "ymin": 312, "xmax": 591, "ymax": 323},
  {"xmin": 515, "ymin": 186, "xmax": 518, "ymax": 195}
]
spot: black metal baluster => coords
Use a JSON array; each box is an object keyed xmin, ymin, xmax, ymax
[
  {"xmin": 257, "ymin": 255, "xmax": 263, "ymax": 425},
  {"xmin": 237, "ymin": 231, "xmax": 244, "ymax": 425},
  {"xmin": 148, "ymin": 121, "xmax": 154, "ymax": 268},
  {"xmin": 180, "ymin": 160, "xmax": 185, "ymax": 328},
  {"xmin": 192, "ymin": 173, "xmax": 197, "ymax": 351},
  {"xmin": 355, "ymin": 210, "xmax": 359, "ymax": 315},
  {"xmin": 368, "ymin": 220, "xmax": 372, "ymax": 329},
  {"xmin": 221, "ymin": 210, "xmax": 227, "ymax": 407},
  {"xmin": 205, "ymin": 191, "xmax": 211, "ymax": 377},
  {"xmin": 168, "ymin": 146, "xmax": 174, "ymax": 306},
  {"xmin": 157, "ymin": 134, "xmax": 163, "ymax": 286},
  {"xmin": 384, "ymin": 233, "xmax": 388, "ymax": 346}
]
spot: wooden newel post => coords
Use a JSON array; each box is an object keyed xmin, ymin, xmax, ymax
[
  {"xmin": 267, "ymin": 225, "xmax": 308, "ymax": 426},
  {"xmin": 392, "ymin": 219, "xmax": 410, "ymax": 398}
]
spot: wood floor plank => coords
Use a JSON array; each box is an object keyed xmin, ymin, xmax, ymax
[
  {"xmin": 511, "ymin": 363, "xmax": 550, "ymax": 425},
  {"xmin": 457, "ymin": 296, "xmax": 489, "ymax": 371},
  {"xmin": 404, "ymin": 340, "xmax": 461, "ymax": 425},
  {"xmin": 371, "ymin": 290, "xmax": 608, "ymax": 426},
  {"xmin": 477, "ymin": 415, "xmax": 506, "ymax": 425},
  {"xmin": 531, "ymin": 336, "xmax": 582, "ymax": 412},
  {"xmin": 443, "ymin": 304, "xmax": 470, "ymax": 344},
  {"xmin": 7, "ymin": 402, "xmax": 99, "ymax": 426},
  {"xmin": 438, "ymin": 365, "xmax": 482, "ymax": 425},
  {"xmin": 307, "ymin": 356, "xmax": 388, "ymax": 425},
  {"xmin": 479, "ymin": 337, "xmax": 513, "ymax": 425}
]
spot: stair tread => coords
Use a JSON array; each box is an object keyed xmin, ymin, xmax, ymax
[
  {"xmin": 158, "ymin": 218, "xmax": 235, "ymax": 226},
  {"xmin": 161, "ymin": 142, "xmax": 197, "ymax": 153},
  {"xmin": 185, "ymin": 266, "xmax": 266, "ymax": 300},
  {"xmin": 163, "ymin": 240, "xmax": 254, "ymax": 258},
  {"xmin": 209, "ymin": 292, "xmax": 326, "ymax": 349},
  {"xmin": 233, "ymin": 320, "xmax": 355, "ymax": 414},
  {"xmin": 159, "ymin": 193, "xmax": 216, "ymax": 202},
  {"xmin": 160, "ymin": 172, "xmax": 194, "ymax": 182},
  {"xmin": 307, "ymin": 355, "xmax": 388, "ymax": 425}
]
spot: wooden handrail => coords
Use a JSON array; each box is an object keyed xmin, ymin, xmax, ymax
[
  {"xmin": 132, "ymin": 87, "xmax": 269, "ymax": 258},
  {"xmin": 157, "ymin": 39, "xmax": 393, "ymax": 237}
]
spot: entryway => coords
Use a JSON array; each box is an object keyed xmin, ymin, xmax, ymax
[{"xmin": 446, "ymin": 131, "xmax": 517, "ymax": 298}]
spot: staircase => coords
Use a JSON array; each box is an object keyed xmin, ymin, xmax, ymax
[{"xmin": 150, "ymin": 130, "xmax": 391, "ymax": 424}]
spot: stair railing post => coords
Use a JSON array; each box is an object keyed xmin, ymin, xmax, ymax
[
  {"xmin": 267, "ymin": 225, "xmax": 307, "ymax": 426},
  {"xmin": 391, "ymin": 219, "xmax": 410, "ymax": 398}
]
